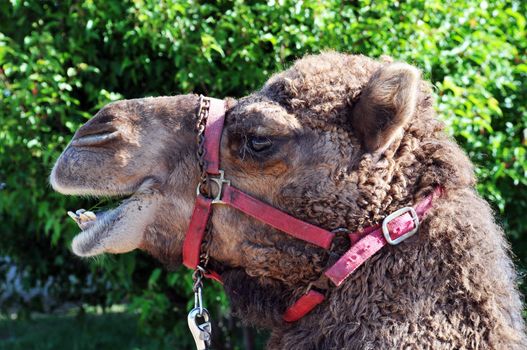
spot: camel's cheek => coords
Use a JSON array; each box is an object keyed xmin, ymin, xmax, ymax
[
  {"xmin": 137, "ymin": 196, "xmax": 197, "ymax": 263},
  {"xmin": 208, "ymin": 206, "xmax": 252, "ymax": 267},
  {"xmin": 103, "ymin": 200, "xmax": 159, "ymax": 254}
]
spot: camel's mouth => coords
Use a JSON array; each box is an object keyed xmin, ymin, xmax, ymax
[
  {"xmin": 69, "ymin": 199, "xmax": 126, "ymax": 256},
  {"xmin": 67, "ymin": 180, "xmax": 160, "ymax": 257}
]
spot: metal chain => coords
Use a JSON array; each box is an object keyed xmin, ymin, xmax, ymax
[
  {"xmin": 194, "ymin": 95, "xmax": 214, "ymax": 273},
  {"xmin": 199, "ymin": 219, "xmax": 213, "ymax": 267},
  {"xmin": 192, "ymin": 266, "xmax": 206, "ymax": 315},
  {"xmin": 195, "ymin": 95, "xmax": 215, "ymax": 273},
  {"xmin": 196, "ymin": 95, "xmax": 211, "ymax": 197}
]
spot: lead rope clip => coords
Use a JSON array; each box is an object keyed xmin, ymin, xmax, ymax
[{"xmin": 188, "ymin": 267, "xmax": 212, "ymax": 350}]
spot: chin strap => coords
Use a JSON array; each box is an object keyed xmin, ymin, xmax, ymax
[{"xmin": 182, "ymin": 96, "xmax": 443, "ymax": 323}]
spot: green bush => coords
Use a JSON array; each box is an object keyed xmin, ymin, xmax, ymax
[{"xmin": 1, "ymin": 0, "xmax": 525, "ymax": 348}]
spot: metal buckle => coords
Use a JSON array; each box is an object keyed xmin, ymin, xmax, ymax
[
  {"xmin": 382, "ymin": 206, "xmax": 419, "ymax": 245},
  {"xmin": 196, "ymin": 170, "xmax": 230, "ymax": 204}
]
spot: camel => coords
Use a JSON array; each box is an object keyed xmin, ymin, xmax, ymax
[{"xmin": 50, "ymin": 53, "xmax": 526, "ymax": 349}]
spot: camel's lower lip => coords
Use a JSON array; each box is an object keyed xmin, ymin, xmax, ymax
[
  {"xmin": 68, "ymin": 192, "xmax": 138, "ymax": 257},
  {"xmin": 70, "ymin": 206, "xmax": 122, "ymax": 256},
  {"xmin": 64, "ymin": 178, "xmax": 160, "ymax": 257}
]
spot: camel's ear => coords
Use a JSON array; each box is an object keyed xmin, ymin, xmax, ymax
[{"xmin": 351, "ymin": 63, "xmax": 420, "ymax": 152}]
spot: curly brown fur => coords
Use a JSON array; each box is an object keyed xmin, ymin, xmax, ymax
[
  {"xmin": 52, "ymin": 52, "xmax": 526, "ymax": 349},
  {"xmin": 222, "ymin": 269, "xmax": 290, "ymax": 329}
]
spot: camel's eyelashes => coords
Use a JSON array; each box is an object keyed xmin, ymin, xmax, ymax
[{"xmin": 247, "ymin": 136, "xmax": 273, "ymax": 152}]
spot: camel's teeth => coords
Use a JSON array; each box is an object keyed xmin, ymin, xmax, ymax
[
  {"xmin": 78, "ymin": 211, "xmax": 96, "ymax": 222},
  {"xmin": 67, "ymin": 211, "xmax": 80, "ymax": 223},
  {"xmin": 84, "ymin": 211, "xmax": 96, "ymax": 220}
]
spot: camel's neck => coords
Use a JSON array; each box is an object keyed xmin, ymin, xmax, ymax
[{"xmin": 259, "ymin": 189, "xmax": 526, "ymax": 349}]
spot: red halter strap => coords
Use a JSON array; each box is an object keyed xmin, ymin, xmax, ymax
[
  {"xmin": 181, "ymin": 96, "xmax": 442, "ymax": 322},
  {"xmin": 283, "ymin": 186, "xmax": 441, "ymax": 322},
  {"xmin": 182, "ymin": 97, "xmax": 333, "ymax": 270}
]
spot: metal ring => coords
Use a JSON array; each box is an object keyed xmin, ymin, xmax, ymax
[
  {"xmin": 329, "ymin": 227, "xmax": 351, "ymax": 252},
  {"xmin": 331, "ymin": 228, "xmax": 350, "ymax": 234}
]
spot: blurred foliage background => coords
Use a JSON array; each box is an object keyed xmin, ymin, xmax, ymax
[{"xmin": 0, "ymin": 0, "xmax": 526, "ymax": 349}]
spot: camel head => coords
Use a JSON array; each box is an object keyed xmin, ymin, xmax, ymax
[{"xmin": 51, "ymin": 52, "xmax": 440, "ymax": 300}]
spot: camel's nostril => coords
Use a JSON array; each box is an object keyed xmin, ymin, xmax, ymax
[
  {"xmin": 74, "ymin": 120, "xmax": 117, "ymax": 137},
  {"xmin": 71, "ymin": 130, "xmax": 121, "ymax": 147}
]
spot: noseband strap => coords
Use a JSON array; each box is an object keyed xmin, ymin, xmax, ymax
[{"xmin": 182, "ymin": 96, "xmax": 442, "ymax": 322}]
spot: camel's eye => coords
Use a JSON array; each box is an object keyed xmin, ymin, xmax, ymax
[{"xmin": 248, "ymin": 136, "xmax": 273, "ymax": 153}]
